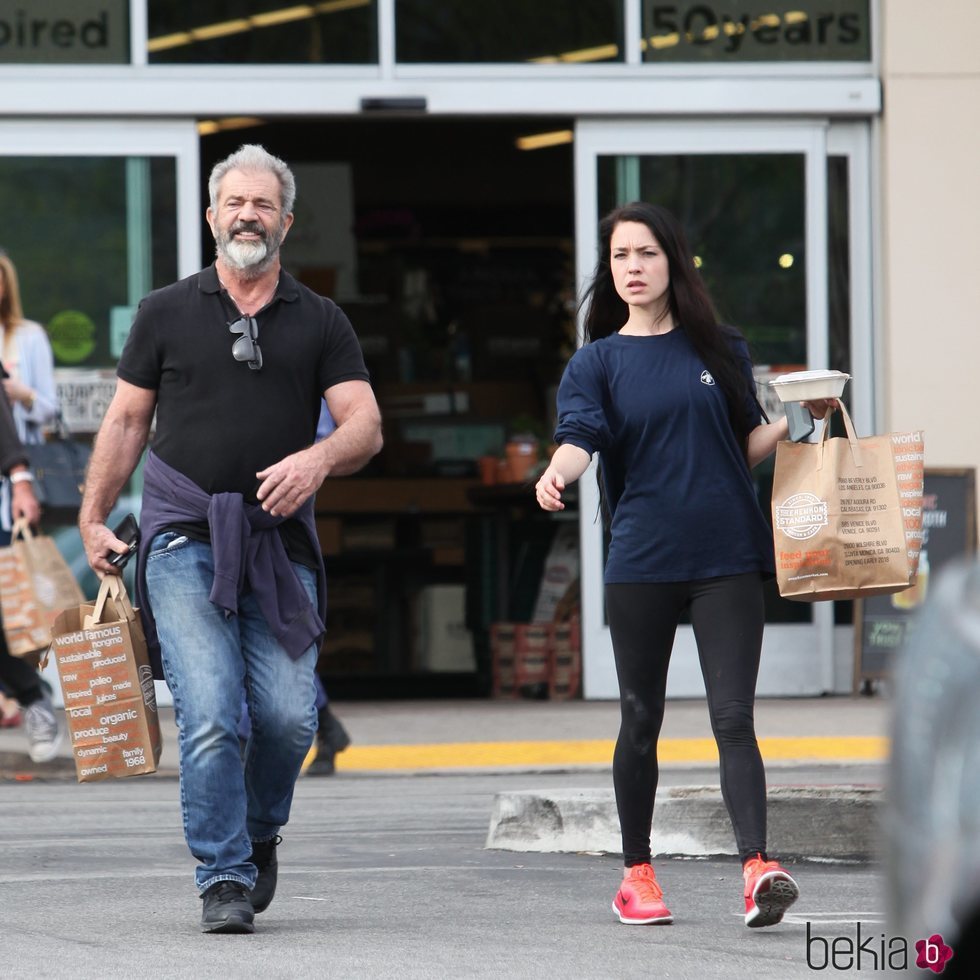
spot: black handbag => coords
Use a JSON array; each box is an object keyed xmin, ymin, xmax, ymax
[{"xmin": 23, "ymin": 414, "xmax": 91, "ymax": 512}]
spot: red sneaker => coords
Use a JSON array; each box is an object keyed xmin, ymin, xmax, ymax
[
  {"xmin": 612, "ymin": 864, "xmax": 673, "ymax": 925},
  {"xmin": 0, "ymin": 693, "xmax": 21, "ymax": 728},
  {"xmin": 743, "ymin": 853, "xmax": 799, "ymax": 927}
]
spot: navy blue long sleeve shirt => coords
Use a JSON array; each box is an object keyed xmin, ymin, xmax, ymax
[{"xmin": 554, "ymin": 329, "xmax": 775, "ymax": 584}]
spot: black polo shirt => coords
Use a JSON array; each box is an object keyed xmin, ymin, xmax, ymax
[{"xmin": 118, "ymin": 264, "xmax": 370, "ymax": 562}]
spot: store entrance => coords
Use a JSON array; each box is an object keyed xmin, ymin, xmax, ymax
[{"xmin": 200, "ymin": 116, "xmax": 577, "ymax": 699}]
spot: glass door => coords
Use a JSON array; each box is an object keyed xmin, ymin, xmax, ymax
[
  {"xmin": 574, "ymin": 119, "xmax": 867, "ymax": 698},
  {"xmin": 0, "ymin": 119, "xmax": 200, "ymax": 705},
  {"xmin": 0, "ymin": 120, "xmax": 200, "ymax": 447}
]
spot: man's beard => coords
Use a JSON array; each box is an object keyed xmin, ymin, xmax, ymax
[{"xmin": 216, "ymin": 219, "xmax": 285, "ymax": 279}]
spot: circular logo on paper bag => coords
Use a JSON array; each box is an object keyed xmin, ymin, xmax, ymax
[
  {"xmin": 48, "ymin": 310, "xmax": 96, "ymax": 364},
  {"xmin": 774, "ymin": 492, "xmax": 829, "ymax": 541}
]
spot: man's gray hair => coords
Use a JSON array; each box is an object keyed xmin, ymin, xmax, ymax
[{"xmin": 208, "ymin": 144, "xmax": 296, "ymax": 215}]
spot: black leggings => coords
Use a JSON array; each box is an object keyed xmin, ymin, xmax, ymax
[
  {"xmin": 606, "ymin": 574, "xmax": 767, "ymax": 865},
  {"xmin": 0, "ymin": 630, "xmax": 43, "ymax": 707}
]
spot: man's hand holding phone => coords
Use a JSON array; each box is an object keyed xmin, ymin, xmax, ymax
[{"xmin": 107, "ymin": 513, "xmax": 140, "ymax": 569}]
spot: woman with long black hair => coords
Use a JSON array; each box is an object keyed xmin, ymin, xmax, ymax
[{"xmin": 536, "ymin": 202, "xmax": 834, "ymax": 928}]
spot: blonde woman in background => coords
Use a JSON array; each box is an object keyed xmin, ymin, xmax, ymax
[
  {"xmin": 0, "ymin": 250, "xmax": 58, "ymax": 539},
  {"xmin": 0, "ymin": 250, "xmax": 61, "ymax": 763}
]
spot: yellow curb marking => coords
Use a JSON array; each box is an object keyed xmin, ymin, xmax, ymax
[{"xmin": 332, "ymin": 736, "xmax": 888, "ymax": 771}]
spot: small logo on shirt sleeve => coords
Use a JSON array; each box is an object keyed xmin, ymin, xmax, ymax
[{"xmin": 700, "ymin": 370, "xmax": 715, "ymax": 385}]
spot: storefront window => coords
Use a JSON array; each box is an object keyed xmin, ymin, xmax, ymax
[
  {"xmin": 147, "ymin": 0, "xmax": 378, "ymax": 64},
  {"xmin": 640, "ymin": 0, "xmax": 871, "ymax": 63},
  {"xmin": 0, "ymin": 0, "xmax": 129, "ymax": 64},
  {"xmin": 396, "ymin": 0, "xmax": 623, "ymax": 64},
  {"xmin": 0, "ymin": 155, "xmax": 176, "ymax": 421}
]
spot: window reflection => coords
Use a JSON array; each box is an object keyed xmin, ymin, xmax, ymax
[
  {"xmin": 147, "ymin": 0, "xmax": 377, "ymax": 64},
  {"xmin": 640, "ymin": 0, "xmax": 872, "ymax": 63},
  {"xmin": 396, "ymin": 0, "xmax": 623, "ymax": 64}
]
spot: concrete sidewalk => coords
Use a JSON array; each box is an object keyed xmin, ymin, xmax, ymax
[
  {"xmin": 0, "ymin": 695, "xmax": 892, "ymax": 861},
  {"xmin": 0, "ymin": 694, "xmax": 891, "ymax": 776}
]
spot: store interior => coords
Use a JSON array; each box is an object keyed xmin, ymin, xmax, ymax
[{"xmin": 200, "ymin": 115, "xmax": 578, "ymax": 698}]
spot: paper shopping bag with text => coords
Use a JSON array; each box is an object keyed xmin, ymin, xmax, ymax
[
  {"xmin": 771, "ymin": 403, "xmax": 925, "ymax": 601},
  {"xmin": 49, "ymin": 575, "xmax": 162, "ymax": 782},
  {"xmin": 0, "ymin": 521, "xmax": 85, "ymax": 658}
]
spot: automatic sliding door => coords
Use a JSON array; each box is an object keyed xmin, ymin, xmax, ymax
[{"xmin": 575, "ymin": 120, "xmax": 836, "ymax": 698}]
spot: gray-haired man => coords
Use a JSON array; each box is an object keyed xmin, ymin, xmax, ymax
[{"xmin": 79, "ymin": 145, "xmax": 382, "ymax": 933}]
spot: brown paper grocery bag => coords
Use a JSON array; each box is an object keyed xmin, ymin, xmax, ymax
[
  {"xmin": 0, "ymin": 520, "xmax": 85, "ymax": 657},
  {"xmin": 771, "ymin": 403, "xmax": 924, "ymax": 601},
  {"xmin": 50, "ymin": 575, "xmax": 162, "ymax": 782}
]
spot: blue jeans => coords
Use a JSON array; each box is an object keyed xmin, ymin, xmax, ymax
[{"xmin": 145, "ymin": 531, "xmax": 319, "ymax": 893}]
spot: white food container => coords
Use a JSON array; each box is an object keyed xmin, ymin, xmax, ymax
[{"xmin": 768, "ymin": 369, "xmax": 850, "ymax": 403}]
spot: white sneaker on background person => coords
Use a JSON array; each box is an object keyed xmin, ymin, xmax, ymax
[{"xmin": 23, "ymin": 692, "xmax": 62, "ymax": 763}]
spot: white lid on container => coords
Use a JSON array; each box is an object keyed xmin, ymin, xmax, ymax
[{"xmin": 767, "ymin": 369, "xmax": 850, "ymax": 402}]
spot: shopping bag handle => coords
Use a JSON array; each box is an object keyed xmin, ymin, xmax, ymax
[
  {"xmin": 85, "ymin": 576, "xmax": 114, "ymax": 629},
  {"xmin": 106, "ymin": 574, "xmax": 137, "ymax": 620},
  {"xmin": 10, "ymin": 518, "xmax": 34, "ymax": 542},
  {"xmin": 84, "ymin": 574, "xmax": 136, "ymax": 629},
  {"xmin": 817, "ymin": 401, "xmax": 862, "ymax": 471}
]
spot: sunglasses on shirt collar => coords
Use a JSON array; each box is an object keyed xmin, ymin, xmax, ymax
[{"xmin": 228, "ymin": 315, "xmax": 263, "ymax": 371}]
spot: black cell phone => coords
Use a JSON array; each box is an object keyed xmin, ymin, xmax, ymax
[
  {"xmin": 785, "ymin": 401, "xmax": 816, "ymax": 443},
  {"xmin": 108, "ymin": 513, "xmax": 140, "ymax": 568}
]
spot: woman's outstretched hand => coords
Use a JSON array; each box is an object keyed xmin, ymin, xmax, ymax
[{"xmin": 535, "ymin": 466, "xmax": 567, "ymax": 512}]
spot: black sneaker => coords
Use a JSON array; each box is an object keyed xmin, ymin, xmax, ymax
[
  {"xmin": 320, "ymin": 706, "xmax": 351, "ymax": 753},
  {"xmin": 249, "ymin": 835, "xmax": 281, "ymax": 913},
  {"xmin": 200, "ymin": 881, "xmax": 255, "ymax": 934},
  {"xmin": 305, "ymin": 750, "xmax": 336, "ymax": 776},
  {"xmin": 306, "ymin": 707, "xmax": 351, "ymax": 777}
]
